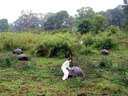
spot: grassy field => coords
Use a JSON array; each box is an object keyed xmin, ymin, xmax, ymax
[
  {"xmin": 0, "ymin": 50, "xmax": 128, "ymax": 96},
  {"xmin": 0, "ymin": 30, "xmax": 128, "ymax": 96}
]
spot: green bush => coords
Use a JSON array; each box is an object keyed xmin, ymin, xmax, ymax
[
  {"xmin": 82, "ymin": 33, "xmax": 95, "ymax": 47},
  {"xmin": 50, "ymin": 42, "xmax": 72, "ymax": 58},
  {"xmin": 94, "ymin": 37, "xmax": 117, "ymax": 50},
  {"xmin": 34, "ymin": 40, "xmax": 73, "ymax": 58},
  {"xmin": 109, "ymin": 25, "xmax": 120, "ymax": 34}
]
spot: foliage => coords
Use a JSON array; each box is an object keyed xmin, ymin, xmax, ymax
[
  {"xmin": 0, "ymin": 53, "xmax": 35, "ymax": 71},
  {"xmin": 83, "ymin": 47, "xmax": 94, "ymax": 55},
  {"xmin": 82, "ymin": 33, "xmax": 95, "ymax": 47},
  {"xmin": 124, "ymin": 0, "xmax": 128, "ymax": 4},
  {"xmin": 76, "ymin": 7, "xmax": 96, "ymax": 20},
  {"xmin": 77, "ymin": 18, "xmax": 93, "ymax": 34},
  {"xmin": 34, "ymin": 33, "xmax": 82, "ymax": 58},
  {"xmin": 123, "ymin": 5, "xmax": 128, "ymax": 25},
  {"xmin": 0, "ymin": 19, "xmax": 8, "ymax": 32},
  {"xmin": 109, "ymin": 25, "xmax": 120, "ymax": 34},
  {"xmin": 93, "ymin": 15, "xmax": 106, "ymax": 33},
  {"xmin": 14, "ymin": 10, "xmax": 40, "ymax": 31},
  {"xmin": 99, "ymin": 57, "xmax": 112, "ymax": 68},
  {"xmin": 99, "ymin": 6, "xmax": 125, "ymax": 28},
  {"xmin": 43, "ymin": 10, "xmax": 69, "ymax": 30},
  {"xmin": 0, "ymin": 53, "xmax": 18, "ymax": 68},
  {"xmin": 94, "ymin": 37, "xmax": 117, "ymax": 50}
]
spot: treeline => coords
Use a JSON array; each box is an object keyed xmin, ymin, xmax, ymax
[{"xmin": 0, "ymin": 0, "xmax": 128, "ymax": 33}]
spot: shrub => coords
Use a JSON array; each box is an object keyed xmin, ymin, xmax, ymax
[
  {"xmin": 35, "ymin": 42, "xmax": 51, "ymax": 57},
  {"xmin": 94, "ymin": 37, "xmax": 117, "ymax": 50},
  {"xmin": 109, "ymin": 25, "xmax": 120, "ymax": 34},
  {"xmin": 34, "ymin": 40, "xmax": 73, "ymax": 58},
  {"xmin": 50, "ymin": 42, "xmax": 72, "ymax": 58},
  {"xmin": 82, "ymin": 33, "xmax": 95, "ymax": 47}
]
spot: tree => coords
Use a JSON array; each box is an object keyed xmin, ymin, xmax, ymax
[
  {"xmin": 99, "ymin": 11, "xmax": 112, "ymax": 27},
  {"xmin": 43, "ymin": 10, "xmax": 69, "ymax": 30},
  {"xmin": 14, "ymin": 10, "xmax": 40, "ymax": 31},
  {"xmin": 123, "ymin": 0, "xmax": 128, "ymax": 25},
  {"xmin": 0, "ymin": 19, "xmax": 8, "ymax": 32},
  {"xmin": 93, "ymin": 15, "xmax": 106, "ymax": 33},
  {"xmin": 109, "ymin": 7, "xmax": 124, "ymax": 27},
  {"xmin": 40, "ymin": 12, "xmax": 53, "ymax": 28},
  {"xmin": 76, "ymin": 7, "xmax": 96, "ymax": 20},
  {"xmin": 99, "ymin": 6, "xmax": 124, "ymax": 28},
  {"xmin": 124, "ymin": 0, "xmax": 128, "ymax": 4},
  {"xmin": 77, "ymin": 18, "xmax": 93, "ymax": 34}
]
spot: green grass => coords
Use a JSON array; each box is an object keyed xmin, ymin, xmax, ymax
[{"xmin": 0, "ymin": 50, "xmax": 128, "ymax": 96}]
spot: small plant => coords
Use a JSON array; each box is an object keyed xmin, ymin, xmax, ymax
[
  {"xmin": 0, "ymin": 53, "xmax": 18, "ymax": 68},
  {"xmin": 68, "ymin": 77, "xmax": 83, "ymax": 88},
  {"xmin": 14, "ymin": 61, "xmax": 35, "ymax": 71}
]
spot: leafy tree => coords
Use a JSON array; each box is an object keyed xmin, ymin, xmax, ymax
[
  {"xmin": 99, "ymin": 11, "xmax": 112, "ymax": 28},
  {"xmin": 14, "ymin": 10, "xmax": 40, "ymax": 31},
  {"xmin": 93, "ymin": 15, "xmax": 106, "ymax": 33},
  {"xmin": 109, "ymin": 7, "xmax": 124, "ymax": 27},
  {"xmin": 76, "ymin": 7, "xmax": 96, "ymax": 20},
  {"xmin": 43, "ymin": 10, "xmax": 69, "ymax": 30},
  {"xmin": 123, "ymin": 0, "xmax": 128, "ymax": 25},
  {"xmin": 99, "ymin": 6, "xmax": 124, "ymax": 28},
  {"xmin": 0, "ymin": 19, "xmax": 8, "ymax": 32},
  {"xmin": 40, "ymin": 12, "xmax": 54, "ymax": 28},
  {"xmin": 77, "ymin": 18, "xmax": 93, "ymax": 34},
  {"xmin": 124, "ymin": 0, "xmax": 128, "ymax": 4}
]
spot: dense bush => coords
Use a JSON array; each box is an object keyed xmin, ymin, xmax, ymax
[{"xmin": 94, "ymin": 37, "xmax": 117, "ymax": 50}]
